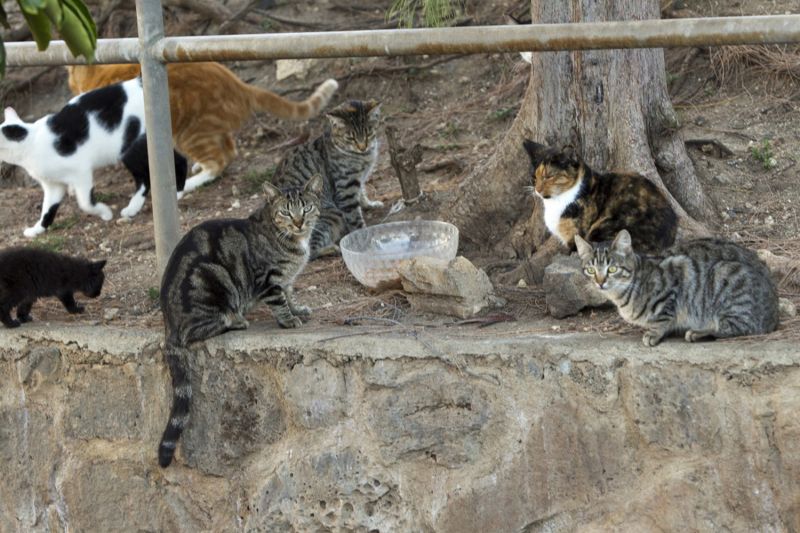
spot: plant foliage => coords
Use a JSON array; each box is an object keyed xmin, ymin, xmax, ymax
[{"xmin": 0, "ymin": 0, "xmax": 97, "ymax": 78}]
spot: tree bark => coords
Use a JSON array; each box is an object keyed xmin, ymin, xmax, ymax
[{"xmin": 445, "ymin": 0, "xmax": 713, "ymax": 265}]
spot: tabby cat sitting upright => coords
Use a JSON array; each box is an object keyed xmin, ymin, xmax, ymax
[
  {"xmin": 0, "ymin": 247, "xmax": 106, "ymax": 328},
  {"xmin": 271, "ymin": 99, "xmax": 382, "ymax": 258},
  {"xmin": 524, "ymin": 140, "xmax": 677, "ymax": 253},
  {"xmin": 0, "ymin": 79, "xmax": 188, "ymax": 237},
  {"xmin": 157, "ymin": 175, "xmax": 322, "ymax": 468},
  {"xmin": 67, "ymin": 62, "xmax": 339, "ymax": 192},
  {"xmin": 576, "ymin": 230, "xmax": 779, "ymax": 346}
]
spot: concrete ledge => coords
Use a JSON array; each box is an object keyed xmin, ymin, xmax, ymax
[{"xmin": 1, "ymin": 323, "xmax": 798, "ymax": 531}]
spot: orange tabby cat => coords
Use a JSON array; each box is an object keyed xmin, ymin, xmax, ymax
[{"xmin": 67, "ymin": 62, "xmax": 338, "ymax": 192}]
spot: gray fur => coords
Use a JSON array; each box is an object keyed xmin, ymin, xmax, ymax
[
  {"xmin": 272, "ymin": 100, "xmax": 381, "ymax": 258},
  {"xmin": 156, "ymin": 176, "xmax": 322, "ymax": 467},
  {"xmin": 575, "ymin": 230, "xmax": 779, "ymax": 347}
]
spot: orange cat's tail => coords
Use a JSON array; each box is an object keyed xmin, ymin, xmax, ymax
[{"xmin": 246, "ymin": 79, "xmax": 338, "ymax": 120}]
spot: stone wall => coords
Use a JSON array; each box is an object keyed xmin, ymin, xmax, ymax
[{"xmin": 1, "ymin": 324, "xmax": 798, "ymax": 532}]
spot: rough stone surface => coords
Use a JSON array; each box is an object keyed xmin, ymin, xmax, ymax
[
  {"xmin": 398, "ymin": 255, "xmax": 502, "ymax": 318},
  {"xmin": 1, "ymin": 324, "xmax": 799, "ymax": 532},
  {"xmin": 543, "ymin": 254, "xmax": 609, "ymax": 318}
]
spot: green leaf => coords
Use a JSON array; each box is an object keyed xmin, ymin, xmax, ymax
[
  {"xmin": 22, "ymin": 10, "xmax": 52, "ymax": 51},
  {"xmin": 62, "ymin": 0, "xmax": 96, "ymax": 42},
  {"xmin": 18, "ymin": 0, "xmax": 48, "ymax": 15}
]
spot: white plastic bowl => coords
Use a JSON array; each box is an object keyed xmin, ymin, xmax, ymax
[{"xmin": 340, "ymin": 220, "xmax": 459, "ymax": 288}]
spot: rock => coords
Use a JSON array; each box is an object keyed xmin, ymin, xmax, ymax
[
  {"xmin": 543, "ymin": 255, "xmax": 608, "ymax": 318},
  {"xmin": 397, "ymin": 256, "xmax": 501, "ymax": 319},
  {"xmin": 275, "ymin": 59, "xmax": 315, "ymax": 80},
  {"xmin": 103, "ymin": 307, "xmax": 120, "ymax": 321},
  {"xmin": 779, "ymin": 297, "xmax": 797, "ymax": 319}
]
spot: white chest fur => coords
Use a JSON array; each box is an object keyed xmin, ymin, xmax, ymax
[{"xmin": 539, "ymin": 179, "xmax": 583, "ymax": 244}]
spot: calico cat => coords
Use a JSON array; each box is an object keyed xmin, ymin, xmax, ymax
[
  {"xmin": 0, "ymin": 247, "xmax": 106, "ymax": 327},
  {"xmin": 67, "ymin": 62, "xmax": 339, "ymax": 191},
  {"xmin": 157, "ymin": 175, "xmax": 322, "ymax": 468},
  {"xmin": 0, "ymin": 79, "xmax": 188, "ymax": 237},
  {"xmin": 523, "ymin": 140, "xmax": 677, "ymax": 253},
  {"xmin": 575, "ymin": 230, "xmax": 779, "ymax": 346},
  {"xmin": 271, "ymin": 99, "xmax": 382, "ymax": 258}
]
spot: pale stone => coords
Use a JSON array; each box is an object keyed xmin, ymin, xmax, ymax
[
  {"xmin": 397, "ymin": 255, "xmax": 501, "ymax": 318},
  {"xmin": 275, "ymin": 59, "xmax": 315, "ymax": 80},
  {"xmin": 543, "ymin": 254, "xmax": 609, "ymax": 318}
]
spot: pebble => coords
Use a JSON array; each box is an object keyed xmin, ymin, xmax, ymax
[
  {"xmin": 104, "ymin": 308, "xmax": 120, "ymax": 321},
  {"xmin": 765, "ymin": 215, "xmax": 775, "ymax": 226},
  {"xmin": 516, "ymin": 278, "xmax": 527, "ymax": 287}
]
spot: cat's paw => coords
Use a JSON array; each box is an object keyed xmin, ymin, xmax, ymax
[
  {"xmin": 313, "ymin": 244, "xmax": 341, "ymax": 258},
  {"xmin": 120, "ymin": 206, "xmax": 138, "ymax": 219},
  {"xmin": 684, "ymin": 330, "xmax": 712, "ymax": 343},
  {"xmin": 292, "ymin": 305, "xmax": 312, "ymax": 318},
  {"xmin": 2, "ymin": 319, "xmax": 21, "ymax": 328},
  {"xmin": 362, "ymin": 198, "xmax": 385, "ymax": 209},
  {"xmin": 97, "ymin": 204, "xmax": 113, "ymax": 221},
  {"xmin": 23, "ymin": 226, "xmax": 44, "ymax": 238},
  {"xmin": 642, "ymin": 331, "xmax": 664, "ymax": 347},
  {"xmin": 191, "ymin": 162, "xmax": 202, "ymax": 174},
  {"xmin": 18, "ymin": 314, "xmax": 32, "ymax": 323},
  {"xmin": 176, "ymin": 190, "xmax": 185, "ymax": 200},
  {"xmin": 278, "ymin": 315, "xmax": 303, "ymax": 329},
  {"xmin": 68, "ymin": 304, "xmax": 85, "ymax": 314}
]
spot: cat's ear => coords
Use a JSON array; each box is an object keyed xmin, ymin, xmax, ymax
[
  {"xmin": 4, "ymin": 107, "xmax": 20, "ymax": 123},
  {"xmin": 522, "ymin": 139, "xmax": 547, "ymax": 166},
  {"xmin": 365, "ymin": 100, "xmax": 381, "ymax": 119},
  {"xmin": 611, "ymin": 230, "xmax": 633, "ymax": 255},
  {"xmin": 262, "ymin": 181, "xmax": 282, "ymax": 201},
  {"xmin": 574, "ymin": 235, "xmax": 594, "ymax": 262},
  {"xmin": 559, "ymin": 144, "xmax": 581, "ymax": 167},
  {"xmin": 304, "ymin": 174, "xmax": 323, "ymax": 196},
  {"xmin": 91, "ymin": 260, "xmax": 107, "ymax": 272}
]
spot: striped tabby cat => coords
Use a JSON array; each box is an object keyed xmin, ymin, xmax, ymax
[
  {"xmin": 157, "ymin": 176, "xmax": 322, "ymax": 467},
  {"xmin": 272, "ymin": 99, "xmax": 382, "ymax": 258},
  {"xmin": 575, "ymin": 230, "xmax": 779, "ymax": 347}
]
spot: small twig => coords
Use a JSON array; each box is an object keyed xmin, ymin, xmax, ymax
[
  {"xmin": 449, "ymin": 312, "xmax": 517, "ymax": 328},
  {"xmin": 264, "ymin": 132, "xmax": 310, "ymax": 153},
  {"xmin": 217, "ymin": 0, "xmax": 260, "ymax": 33},
  {"xmin": 386, "ymin": 125, "xmax": 423, "ymax": 202},
  {"xmin": 259, "ymin": 12, "xmax": 328, "ymax": 29},
  {"xmin": 419, "ymin": 158, "xmax": 466, "ymax": 174}
]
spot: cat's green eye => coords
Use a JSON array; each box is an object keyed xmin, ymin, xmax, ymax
[
  {"xmin": 608, "ymin": 266, "xmax": 619, "ymax": 274},
  {"xmin": 303, "ymin": 205, "xmax": 313, "ymax": 213},
  {"xmin": 279, "ymin": 209, "xmax": 290, "ymax": 217},
  {"xmin": 585, "ymin": 266, "xmax": 596, "ymax": 275}
]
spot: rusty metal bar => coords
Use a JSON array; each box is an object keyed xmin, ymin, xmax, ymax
[
  {"xmin": 159, "ymin": 15, "xmax": 800, "ymax": 61},
  {"xmin": 135, "ymin": 0, "xmax": 180, "ymax": 276},
  {"xmin": 6, "ymin": 15, "xmax": 800, "ymax": 67},
  {"xmin": 5, "ymin": 38, "xmax": 140, "ymax": 66}
]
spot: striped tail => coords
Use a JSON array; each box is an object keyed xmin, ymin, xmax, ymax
[
  {"xmin": 158, "ymin": 343, "xmax": 192, "ymax": 468},
  {"xmin": 247, "ymin": 78, "xmax": 339, "ymax": 120}
]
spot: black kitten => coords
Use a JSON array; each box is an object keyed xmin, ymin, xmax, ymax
[{"xmin": 0, "ymin": 247, "xmax": 106, "ymax": 327}]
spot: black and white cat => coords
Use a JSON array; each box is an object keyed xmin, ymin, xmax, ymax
[{"xmin": 0, "ymin": 78, "xmax": 187, "ymax": 238}]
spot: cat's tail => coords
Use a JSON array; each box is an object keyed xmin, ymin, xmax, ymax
[
  {"xmin": 158, "ymin": 341, "xmax": 193, "ymax": 468},
  {"xmin": 247, "ymin": 79, "xmax": 339, "ymax": 120}
]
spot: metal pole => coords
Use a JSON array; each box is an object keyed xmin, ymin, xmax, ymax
[
  {"xmin": 158, "ymin": 15, "xmax": 800, "ymax": 60},
  {"xmin": 5, "ymin": 15, "xmax": 800, "ymax": 67},
  {"xmin": 135, "ymin": 0, "xmax": 180, "ymax": 277}
]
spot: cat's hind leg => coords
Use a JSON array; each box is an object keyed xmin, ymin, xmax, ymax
[
  {"xmin": 24, "ymin": 181, "xmax": 66, "ymax": 238},
  {"xmin": 181, "ymin": 133, "xmax": 234, "ymax": 192},
  {"xmin": 16, "ymin": 300, "xmax": 34, "ymax": 323},
  {"xmin": 1, "ymin": 302, "xmax": 21, "ymax": 328},
  {"xmin": 74, "ymin": 176, "xmax": 112, "ymax": 221}
]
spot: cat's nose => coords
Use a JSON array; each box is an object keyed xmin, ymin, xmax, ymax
[
  {"xmin": 595, "ymin": 275, "xmax": 607, "ymax": 288},
  {"xmin": 293, "ymin": 218, "xmax": 304, "ymax": 229}
]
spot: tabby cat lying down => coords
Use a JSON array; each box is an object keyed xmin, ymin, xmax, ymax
[
  {"xmin": 68, "ymin": 62, "xmax": 338, "ymax": 192},
  {"xmin": 576, "ymin": 230, "xmax": 779, "ymax": 346}
]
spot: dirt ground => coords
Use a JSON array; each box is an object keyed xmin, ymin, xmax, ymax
[{"xmin": 0, "ymin": 0, "xmax": 797, "ymax": 342}]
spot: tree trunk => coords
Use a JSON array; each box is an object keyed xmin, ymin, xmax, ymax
[{"xmin": 445, "ymin": 0, "xmax": 713, "ymax": 265}]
